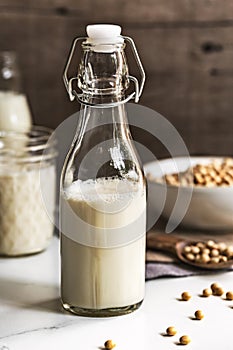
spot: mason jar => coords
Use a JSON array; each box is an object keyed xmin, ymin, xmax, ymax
[{"xmin": 0, "ymin": 126, "xmax": 56, "ymax": 256}]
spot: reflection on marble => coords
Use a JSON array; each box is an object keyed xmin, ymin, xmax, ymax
[{"xmin": 0, "ymin": 277, "xmax": 60, "ymax": 311}]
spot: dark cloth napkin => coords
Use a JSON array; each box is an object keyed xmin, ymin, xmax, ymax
[
  {"xmin": 145, "ymin": 227, "xmax": 233, "ymax": 280},
  {"xmin": 146, "ymin": 261, "xmax": 208, "ymax": 280}
]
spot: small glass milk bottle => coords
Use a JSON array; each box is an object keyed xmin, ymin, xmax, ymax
[
  {"xmin": 0, "ymin": 51, "xmax": 32, "ymax": 132},
  {"xmin": 60, "ymin": 24, "xmax": 146, "ymax": 317}
]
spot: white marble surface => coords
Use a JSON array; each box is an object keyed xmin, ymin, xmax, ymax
[{"xmin": 0, "ymin": 237, "xmax": 233, "ymax": 350}]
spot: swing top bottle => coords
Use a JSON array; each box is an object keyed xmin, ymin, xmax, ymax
[{"xmin": 60, "ymin": 24, "xmax": 146, "ymax": 317}]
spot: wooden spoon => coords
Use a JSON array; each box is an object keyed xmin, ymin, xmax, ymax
[{"xmin": 146, "ymin": 232, "xmax": 233, "ymax": 270}]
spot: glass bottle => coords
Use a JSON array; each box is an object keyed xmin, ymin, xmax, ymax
[
  {"xmin": 0, "ymin": 51, "xmax": 32, "ymax": 132},
  {"xmin": 60, "ymin": 24, "xmax": 146, "ymax": 317}
]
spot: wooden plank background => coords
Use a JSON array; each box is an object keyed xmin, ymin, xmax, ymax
[{"xmin": 1, "ymin": 0, "xmax": 233, "ymax": 159}]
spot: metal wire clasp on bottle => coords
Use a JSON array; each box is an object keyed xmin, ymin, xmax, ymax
[{"xmin": 63, "ymin": 36, "xmax": 145, "ymax": 108}]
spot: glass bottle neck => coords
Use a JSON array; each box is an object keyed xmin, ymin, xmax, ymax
[
  {"xmin": 80, "ymin": 92, "xmax": 126, "ymax": 106},
  {"xmin": 78, "ymin": 43, "xmax": 129, "ymax": 103},
  {"xmin": 0, "ymin": 52, "xmax": 22, "ymax": 93},
  {"xmin": 79, "ymin": 101, "xmax": 129, "ymax": 132},
  {"xmin": 76, "ymin": 43, "xmax": 132, "ymax": 143}
]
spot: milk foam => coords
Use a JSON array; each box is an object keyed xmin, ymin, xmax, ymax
[{"xmin": 61, "ymin": 177, "xmax": 146, "ymax": 247}]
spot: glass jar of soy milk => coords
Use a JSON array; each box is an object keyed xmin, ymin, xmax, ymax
[{"xmin": 0, "ymin": 126, "xmax": 56, "ymax": 256}]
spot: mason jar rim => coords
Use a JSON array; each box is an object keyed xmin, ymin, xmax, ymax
[{"xmin": 0, "ymin": 125, "xmax": 57, "ymax": 164}]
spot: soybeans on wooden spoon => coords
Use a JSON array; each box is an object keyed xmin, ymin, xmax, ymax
[{"xmin": 146, "ymin": 232, "xmax": 233, "ymax": 270}]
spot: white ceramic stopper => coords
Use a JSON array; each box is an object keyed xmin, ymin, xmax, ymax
[{"xmin": 86, "ymin": 24, "xmax": 124, "ymax": 48}]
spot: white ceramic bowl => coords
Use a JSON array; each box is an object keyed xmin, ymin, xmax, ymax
[{"xmin": 144, "ymin": 156, "xmax": 233, "ymax": 231}]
